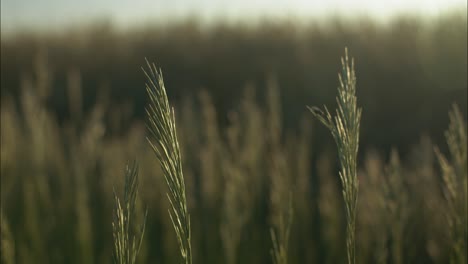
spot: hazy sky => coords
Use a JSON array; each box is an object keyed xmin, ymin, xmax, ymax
[{"xmin": 1, "ymin": 0, "xmax": 466, "ymax": 33}]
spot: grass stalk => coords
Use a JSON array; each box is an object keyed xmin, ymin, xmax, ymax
[
  {"xmin": 308, "ymin": 48, "xmax": 361, "ymax": 264},
  {"xmin": 1, "ymin": 211, "xmax": 15, "ymax": 264},
  {"xmin": 266, "ymin": 77, "xmax": 293, "ymax": 264},
  {"xmin": 384, "ymin": 149, "xmax": 408, "ymax": 264},
  {"xmin": 144, "ymin": 60, "xmax": 192, "ymax": 264},
  {"xmin": 270, "ymin": 194, "xmax": 293, "ymax": 264},
  {"xmin": 434, "ymin": 104, "xmax": 467, "ymax": 264},
  {"xmin": 112, "ymin": 161, "xmax": 147, "ymax": 264}
]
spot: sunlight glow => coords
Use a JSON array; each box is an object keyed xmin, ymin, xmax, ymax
[{"xmin": 1, "ymin": 0, "xmax": 466, "ymax": 33}]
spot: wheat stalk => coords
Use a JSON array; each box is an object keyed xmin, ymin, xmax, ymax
[
  {"xmin": 308, "ymin": 48, "xmax": 361, "ymax": 264},
  {"xmin": 144, "ymin": 60, "xmax": 192, "ymax": 264}
]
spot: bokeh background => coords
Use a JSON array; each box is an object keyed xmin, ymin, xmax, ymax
[{"xmin": 1, "ymin": 1, "xmax": 467, "ymax": 263}]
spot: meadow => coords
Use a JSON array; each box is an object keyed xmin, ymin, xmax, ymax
[{"xmin": 1, "ymin": 12, "xmax": 467, "ymax": 264}]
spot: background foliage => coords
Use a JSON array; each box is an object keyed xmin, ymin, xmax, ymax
[{"xmin": 1, "ymin": 12, "xmax": 467, "ymax": 264}]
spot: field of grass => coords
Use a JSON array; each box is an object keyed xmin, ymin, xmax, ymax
[{"xmin": 1, "ymin": 13, "xmax": 467, "ymax": 264}]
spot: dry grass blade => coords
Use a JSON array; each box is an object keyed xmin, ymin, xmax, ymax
[
  {"xmin": 308, "ymin": 48, "xmax": 361, "ymax": 264},
  {"xmin": 143, "ymin": 59, "xmax": 192, "ymax": 264},
  {"xmin": 112, "ymin": 161, "xmax": 147, "ymax": 264}
]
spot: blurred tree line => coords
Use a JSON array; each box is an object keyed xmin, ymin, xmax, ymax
[{"xmin": 1, "ymin": 12, "xmax": 466, "ymax": 155}]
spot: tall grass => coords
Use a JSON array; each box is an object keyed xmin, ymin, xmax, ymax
[
  {"xmin": 144, "ymin": 61, "xmax": 192, "ymax": 264},
  {"xmin": 269, "ymin": 196, "xmax": 293, "ymax": 264},
  {"xmin": 434, "ymin": 104, "xmax": 467, "ymax": 264},
  {"xmin": 1, "ymin": 211, "xmax": 15, "ymax": 264},
  {"xmin": 1, "ymin": 45, "xmax": 467, "ymax": 264},
  {"xmin": 309, "ymin": 48, "xmax": 361, "ymax": 264},
  {"xmin": 384, "ymin": 149, "xmax": 408, "ymax": 264},
  {"xmin": 112, "ymin": 161, "xmax": 147, "ymax": 264},
  {"xmin": 219, "ymin": 86, "xmax": 263, "ymax": 264},
  {"xmin": 267, "ymin": 77, "xmax": 294, "ymax": 264}
]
